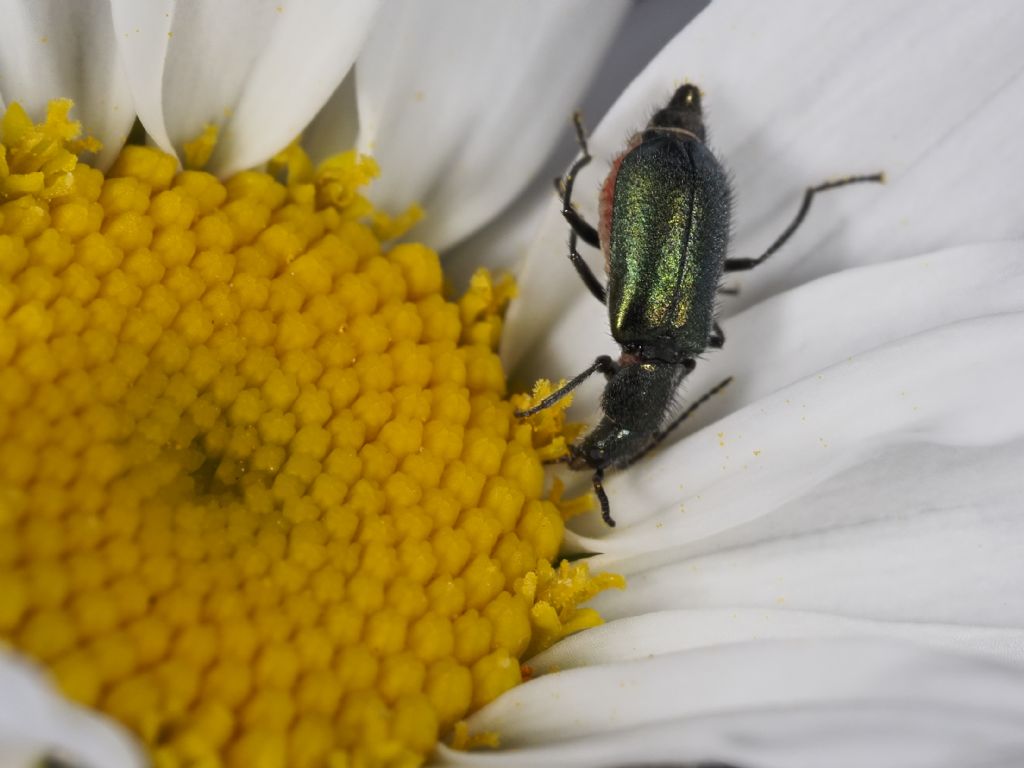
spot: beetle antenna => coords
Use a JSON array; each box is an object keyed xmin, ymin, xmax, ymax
[{"xmin": 515, "ymin": 355, "xmax": 618, "ymax": 418}]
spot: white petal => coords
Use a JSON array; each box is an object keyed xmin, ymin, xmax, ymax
[
  {"xmin": 532, "ymin": 609, "xmax": 1024, "ymax": 673},
  {"xmin": 588, "ymin": 439, "xmax": 1024, "ymax": 629},
  {"xmin": 354, "ymin": 0, "xmax": 627, "ymax": 250},
  {"xmin": 0, "ymin": 650, "xmax": 142, "ymax": 768},
  {"xmin": 107, "ymin": 0, "xmax": 176, "ymax": 154},
  {"xmin": 0, "ymin": 0, "xmax": 135, "ymax": 168},
  {"xmin": 442, "ymin": 174, "xmax": 553, "ymax": 288},
  {"xmin": 437, "ymin": 640, "xmax": 1024, "ymax": 767},
  {"xmin": 301, "ymin": 68, "xmax": 359, "ymax": 167},
  {"xmin": 109, "ymin": 0, "xmax": 379, "ymax": 174},
  {"xmin": 503, "ymin": 0, "xmax": 1024, "ymax": 372}
]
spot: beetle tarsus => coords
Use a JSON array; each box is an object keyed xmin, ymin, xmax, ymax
[
  {"xmin": 571, "ymin": 111, "xmax": 591, "ymax": 156},
  {"xmin": 592, "ymin": 469, "xmax": 616, "ymax": 527},
  {"xmin": 724, "ymin": 173, "xmax": 885, "ymax": 273}
]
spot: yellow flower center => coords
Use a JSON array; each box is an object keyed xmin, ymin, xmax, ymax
[{"xmin": 0, "ymin": 101, "xmax": 622, "ymax": 768}]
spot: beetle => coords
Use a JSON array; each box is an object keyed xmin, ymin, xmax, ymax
[{"xmin": 517, "ymin": 83, "xmax": 883, "ymax": 527}]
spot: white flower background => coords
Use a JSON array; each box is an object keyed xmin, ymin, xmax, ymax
[{"xmin": 1, "ymin": 1, "xmax": 1024, "ymax": 767}]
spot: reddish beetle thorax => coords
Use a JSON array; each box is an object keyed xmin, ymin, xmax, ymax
[{"xmin": 598, "ymin": 132, "xmax": 644, "ymax": 275}]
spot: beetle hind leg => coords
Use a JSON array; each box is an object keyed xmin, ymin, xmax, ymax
[{"xmin": 724, "ymin": 173, "xmax": 885, "ymax": 273}]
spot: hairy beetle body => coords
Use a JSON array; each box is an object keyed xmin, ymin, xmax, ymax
[
  {"xmin": 605, "ymin": 129, "xmax": 731, "ymax": 361},
  {"xmin": 518, "ymin": 83, "xmax": 883, "ymax": 526}
]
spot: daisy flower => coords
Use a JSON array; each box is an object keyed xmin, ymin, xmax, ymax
[{"xmin": 1, "ymin": 3, "xmax": 1023, "ymax": 768}]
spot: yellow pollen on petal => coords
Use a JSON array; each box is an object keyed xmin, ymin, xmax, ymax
[
  {"xmin": 450, "ymin": 720, "xmax": 500, "ymax": 751},
  {"xmin": 183, "ymin": 124, "xmax": 220, "ymax": 170},
  {"xmin": 0, "ymin": 100, "xmax": 622, "ymax": 767}
]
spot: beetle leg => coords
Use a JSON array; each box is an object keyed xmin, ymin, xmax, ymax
[
  {"xmin": 708, "ymin": 321, "xmax": 725, "ymax": 350},
  {"xmin": 514, "ymin": 355, "xmax": 619, "ymax": 418},
  {"xmin": 624, "ymin": 376, "xmax": 734, "ymax": 468},
  {"xmin": 568, "ymin": 230, "xmax": 607, "ymax": 304},
  {"xmin": 557, "ymin": 112, "xmax": 602, "ymax": 250},
  {"xmin": 724, "ymin": 172, "xmax": 885, "ymax": 273},
  {"xmin": 592, "ymin": 468, "xmax": 616, "ymax": 527},
  {"xmin": 556, "ymin": 112, "xmax": 605, "ymax": 302},
  {"xmin": 553, "ymin": 175, "xmax": 600, "ymax": 249}
]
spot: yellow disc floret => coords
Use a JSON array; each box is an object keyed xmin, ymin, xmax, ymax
[{"xmin": 0, "ymin": 101, "xmax": 621, "ymax": 768}]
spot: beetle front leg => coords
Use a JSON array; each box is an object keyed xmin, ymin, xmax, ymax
[
  {"xmin": 592, "ymin": 468, "xmax": 616, "ymax": 527},
  {"xmin": 515, "ymin": 355, "xmax": 619, "ymax": 418},
  {"xmin": 724, "ymin": 173, "xmax": 884, "ymax": 273}
]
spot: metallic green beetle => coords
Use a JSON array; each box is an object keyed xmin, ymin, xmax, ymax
[{"xmin": 518, "ymin": 84, "xmax": 882, "ymax": 527}]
